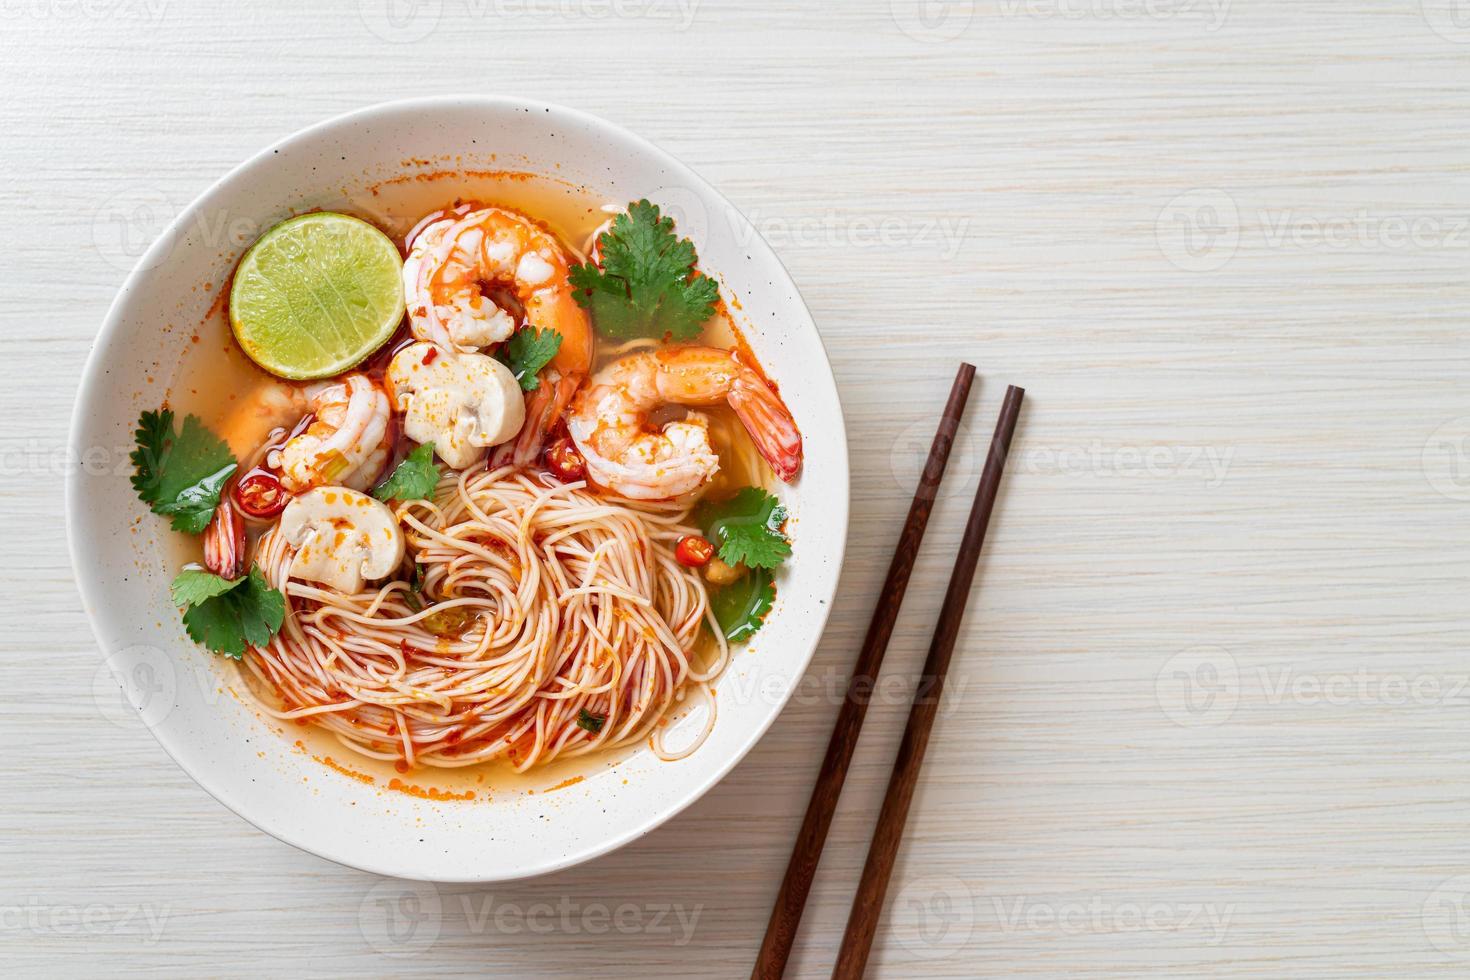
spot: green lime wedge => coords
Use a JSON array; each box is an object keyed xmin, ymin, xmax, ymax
[{"xmin": 229, "ymin": 212, "xmax": 405, "ymax": 380}]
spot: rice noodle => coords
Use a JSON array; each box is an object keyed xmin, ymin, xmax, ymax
[{"xmin": 239, "ymin": 465, "xmax": 729, "ymax": 771}]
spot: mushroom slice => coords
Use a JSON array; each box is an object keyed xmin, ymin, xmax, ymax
[
  {"xmin": 385, "ymin": 342, "xmax": 526, "ymax": 470},
  {"xmin": 277, "ymin": 486, "xmax": 405, "ymax": 594}
]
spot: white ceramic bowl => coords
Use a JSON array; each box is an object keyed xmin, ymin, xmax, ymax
[{"xmin": 68, "ymin": 97, "xmax": 848, "ymax": 882}]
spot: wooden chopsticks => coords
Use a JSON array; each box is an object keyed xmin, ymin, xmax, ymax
[
  {"xmin": 752, "ymin": 363, "xmax": 976, "ymax": 979},
  {"xmin": 751, "ymin": 376, "xmax": 1024, "ymax": 980},
  {"xmin": 834, "ymin": 384, "xmax": 1024, "ymax": 978}
]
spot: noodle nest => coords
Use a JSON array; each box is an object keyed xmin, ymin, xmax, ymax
[{"xmin": 243, "ymin": 465, "xmax": 725, "ymax": 770}]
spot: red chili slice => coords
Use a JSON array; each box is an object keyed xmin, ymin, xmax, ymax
[
  {"xmin": 675, "ymin": 535, "xmax": 715, "ymax": 568},
  {"xmin": 544, "ymin": 436, "xmax": 586, "ymax": 483},
  {"xmin": 234, "ymin": 471, "xmax": 289, "ymax": 518}
]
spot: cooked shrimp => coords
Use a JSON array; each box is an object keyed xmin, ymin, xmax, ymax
[
  {"xmin": 217, "ymin": 380, "xmax": 309, "ymax": 460},
  {"xmin": 404, "ymin": 204, "xmax": 589, "ymax": 353},
  {"xmin": 405, "ymin": 204, "xmax": 593, "ymax": 463},
  {"xmin": 271, "ymin": 373, "xmax": 392, "ymax": 493},
  {"xmin": 567, "ymin": 345, "xmax": 802, "ymax": 500}
]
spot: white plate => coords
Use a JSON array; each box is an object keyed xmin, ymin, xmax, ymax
[{"xmin": 67, "ymin": 96, "xmax": 849, "ymax": 882}]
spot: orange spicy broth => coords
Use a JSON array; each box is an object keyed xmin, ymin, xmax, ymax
[{"xmin": 168, "ymin": 170, "xmax": 767, "ymax": 796}]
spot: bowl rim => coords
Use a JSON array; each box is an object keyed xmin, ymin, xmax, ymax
[{"xmin": 67, "ymin": 94, "xmax": 850, "ymax": 882}]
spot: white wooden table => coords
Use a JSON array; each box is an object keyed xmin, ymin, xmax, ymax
[{"xmin": 8, "ymin": 0, "xmax": 1470, "ymax": 975}]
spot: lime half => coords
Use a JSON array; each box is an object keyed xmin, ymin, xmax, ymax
[{"xmin": 230, "ymin": 212, "xmax": 405, "ymax": 380}]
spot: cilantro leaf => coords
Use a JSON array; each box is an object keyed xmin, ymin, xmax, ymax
[
  {"xmin": 130, "ymin": 409, "xmax": 238, "ymax": 534},
  {"xmin": 129, "ymin": 410, "xmax": 173, "ymax": 503},
  {"xmin": 710, "ymin": 567, "xmax": 775, "ymax": 642},
  {"xmin": 568, "ymin": 199, "xmax": 720, "ymax": 341},
  {"xmin": 172, "ymin": 565, "xmax": 285, "ymax": 659},
  {"xmin": 577, "ymin": 708, "xmax": 606, "ymax": 734},
  {"xmin": 496, "ymin": 326, "xmax": 563, "ymax": 391},
  {"xmin": 694, "ymin": 487, "xmax": 791, "ymax": 570},
  {"xmin": 373, "ymin": 442, "xmax": 441, "ymax": 501},
  {"xmin": 170, "ymin": 568, "xmax": 245, "ymax": 607}
]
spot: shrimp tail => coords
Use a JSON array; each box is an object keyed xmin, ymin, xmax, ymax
[
  {"xmin": 729, "ymin": 374, "xmax": 803, "ymax": 483},
  {"xmin": 203, "ymin": 491, "xmax": 246, "ymax": 580},
  {"xmin": 508, "ymin": 370, "xmax": 584, "ymax": 467}
]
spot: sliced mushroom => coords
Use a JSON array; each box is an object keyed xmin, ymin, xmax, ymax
[
  {"xmin": 385, "ymin": 342, "xmax": 526, "ymax": 470},
  {"xmin": 277, "ymin": 486, "xmax": 405, "ymax": 594}
]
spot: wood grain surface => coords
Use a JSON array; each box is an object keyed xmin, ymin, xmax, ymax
[{"xmin": 7, "ymin": 0, "xmax": 1470, "ymax": 976}]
